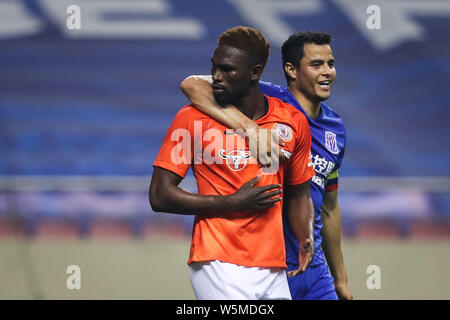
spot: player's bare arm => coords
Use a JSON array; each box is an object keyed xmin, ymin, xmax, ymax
[
  {"xmin": 181, "ymin": 75, "xmax": 285, "ymax": 166},
  {"xmin": 150, "ymin": 167, "xmax": 282, "ymax": 215},
  {"xmin": 284, "ymin": 181, "xmax": 315, "ymax": 277},
  {"xmin": 321, "ymin": 189, "xmax": 353, "ymax": 299},
  {"xmin": 181, "ymin": 75, "xmax": 251, "ymax": 130}
]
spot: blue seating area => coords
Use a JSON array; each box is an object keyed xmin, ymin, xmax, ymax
[
  {"xmin": 1, "ymin": 0, "xmax": 449, "ymax": 178},
  {"xmin": 0, "ymin": 0, "xmax": 449, "ymax": 232}
]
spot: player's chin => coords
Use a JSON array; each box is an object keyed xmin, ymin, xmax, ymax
[
  {"xmin": 213, "ymin": 91, "xmax": 231, "ymax": 105},
  {"xmin": 316, "ymin": 91, "xmax": 331, "ymax": 101}
]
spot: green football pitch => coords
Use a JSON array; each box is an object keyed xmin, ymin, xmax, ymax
[{"xmin": 1, "ymin": 235, "xmax": 449, "ymax": 300}]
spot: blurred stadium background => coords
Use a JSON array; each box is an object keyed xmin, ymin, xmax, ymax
[{"xmin": 0, "ymin": 0, "xmax": 449, "ymax": 299}]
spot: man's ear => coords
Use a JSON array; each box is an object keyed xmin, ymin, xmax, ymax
[
  {"xmin": 250, "ymin": 64, "xmax": 264, "ymax": 81},
  {"xmin": 284, "ymin": 62, "xmax": 298, "ymax": 81}
]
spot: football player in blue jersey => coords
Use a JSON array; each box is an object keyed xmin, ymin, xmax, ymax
[{"xmin": 180, "ymin": 31, "xmax": 352, "ymax": 300}]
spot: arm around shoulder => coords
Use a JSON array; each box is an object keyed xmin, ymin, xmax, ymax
[{"xmin": 180, "ymin": 75, "xmax": 256, "ymax": 130}]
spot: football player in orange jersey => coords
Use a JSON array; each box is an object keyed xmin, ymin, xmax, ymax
[{"xmin": 150, "ymin": 26, "xmax": 315, "ymax": 299}]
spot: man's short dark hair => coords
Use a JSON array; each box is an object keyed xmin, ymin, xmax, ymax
[
  {"xmin": 218, "ymin": 26, "xmax": 270, "ymax": 68},
  {"xmin": 281, "ymin": 31, "xmax": 332, "ymax": 83}
]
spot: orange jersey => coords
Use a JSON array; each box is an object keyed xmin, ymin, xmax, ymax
[{"xmin": 153, "ymin": 95, "xmax": 314, "ymax": 268}]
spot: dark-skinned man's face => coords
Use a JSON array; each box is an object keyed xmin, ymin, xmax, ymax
[{"xmin": 211, "ymin": 45, "xmax": 253, "ymax": 105}]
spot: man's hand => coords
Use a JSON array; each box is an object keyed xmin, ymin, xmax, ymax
[
  {"xmin": 287, "ymin": 238, "xmax": 314, "ymax": 277},
  {"xmin": 244, "ymin": 125, "xmax": 287, "ymax": 168},
  {"xmin": 335, "ymin": 281, "xmax": 354, "ymax": 300},
  {"xmin": 228, "ymin": 175, "xmax": 282, "ymax": 211}
]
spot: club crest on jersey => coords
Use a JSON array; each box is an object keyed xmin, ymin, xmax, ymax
[
  {"xmin": 325, "ymin": 131, "xmax": 339, "ymax": 154},
  {"xmin": 219, "ymin": 149, "xmax": 252, "ymax": 171},
  {"xmin": 273, "ymin": 123, "xmax": 293, "ymax": 142}
]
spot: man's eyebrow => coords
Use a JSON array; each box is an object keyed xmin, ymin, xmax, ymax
[
  {"xmin": 212, "ymin": 62, "xmax": 235, "ymax": 69},
  {"xmin": 308, "ymin": 58, "xmax": 334, "ymax": 64}
]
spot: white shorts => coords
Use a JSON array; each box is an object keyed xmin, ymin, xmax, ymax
[{"xmin": 188, "ymin": 260, "xmax": 292, "ymax": 300}]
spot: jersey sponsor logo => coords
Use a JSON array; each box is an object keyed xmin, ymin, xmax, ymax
[
  {"xmin": 311, "ymin": 175, "xmax": 326, "ymax": 189},
  {"xmin": 310, "ymin": 153, "xmax": 337, "ymax": 190},
  {"xmin": 219, "ymin": 149, "xmax": 252, "ymax": 171},
  {"xmin": 273, "ymin": 123, "xmax": 293, "ymax": 142},
  {"xmin": 325, "ymin": 131, "xmax": 340, "ymax": 154},
  {"xmin": 312, "ymin": 153, "xmax": 335, "ymax": 177}
]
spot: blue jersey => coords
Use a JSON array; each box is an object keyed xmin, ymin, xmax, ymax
[{"xmin": 260, "ymin": 81, "xmax": 346, "ymax": 268}]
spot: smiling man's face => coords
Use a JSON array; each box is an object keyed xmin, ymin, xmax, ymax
[{"xmin": 292, "ymin": 43, "xmax": 336, "ymax": 103}]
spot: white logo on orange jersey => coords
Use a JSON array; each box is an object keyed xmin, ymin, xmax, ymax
[{"xmin": 219, "ymin": 149, "xmax": 252, "ymax": 171}]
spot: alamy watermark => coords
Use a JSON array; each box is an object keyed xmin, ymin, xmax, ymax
[
  {"xmin": 367, "ymin": 5, "xmax": 381, "ymax": 30},
  {"xmin": 169, "ymin": 122, "xmax": 286, "ymax": 174},
  {"xmin": 366, "ymin": 265, "xmax": 381, "ymax": 290},
  {"xmin": 66, "ymin": 265, "xmax": 81, "ymax": 290},
  {"xmin": 66, "ymin": 5, "xmax": 81, "ymax": 30}
]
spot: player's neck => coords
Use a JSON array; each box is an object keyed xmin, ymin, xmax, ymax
[
  {"xmin": 288, "ymin": 86, "xmax": 321, "ymax": 119},
  {"xmin": 235, "ymin": 87, "xmax": 267, "ymax": 120}
]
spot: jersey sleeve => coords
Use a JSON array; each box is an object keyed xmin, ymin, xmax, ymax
[
  {"xmin": 286, "ymin": 114, "xmax": 315, "ymax": 186},
  {"xmin": 325, "ymin": 169, "xmax": 339, "ymax": 191},
  {"xmin": 259, "ymin": 81, "xmax": 287, "ymax": 100},
  {"xmin": 153, "ymin": 107, "xmax": 195, "ymax": 178},
  {"xmin": 326, "ymin": 125, "xmax": 346, "ymax": 192}
]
